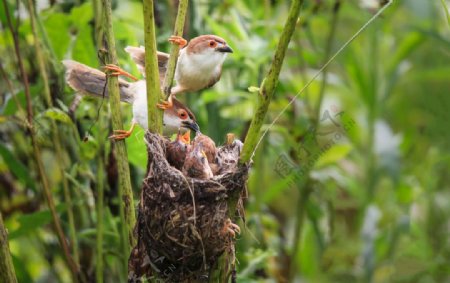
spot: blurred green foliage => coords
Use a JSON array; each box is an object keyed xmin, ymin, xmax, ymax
[{"xmin": 0, "ymin": 0, "xmax": 449, "ymax": 282}]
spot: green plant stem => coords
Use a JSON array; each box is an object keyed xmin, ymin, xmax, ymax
[
  {"xmin": 0, "ymin": 213, "xmax": 17, "ymax": 283},
  {"xmin": 288, "ymin": 186, "xmax": 311, "ymax": 282},
  {"xmin": 143, "ymin": 0, "xmax": 164, "ymax": 133},
  {"xmin": 27, "ymin": 0, "xmax": 80, "ymax": 267},
  {"xmin": 240, "ymin": 0, "xmax": 304, "ymax": 164},
  {"xmin": 0, "ymin": 62, "xmax": 25, "ymax": 116},
  {"xmin": 93, "ymin": 1, "xmax": 105, "ymax": 281},
  {"xmin": 96, "ymin": 132, "xmax": 105, "ymax": 283},
  {"xmin": 211, "ymin": 0, "xmax": 304, "ymax": 280},
  {"xmin": 440, "ymin": 0, "xmax": 450, "ymax": 26},
  {"xmin": 2, "ymin": 0, "xmax": 79, "ymax": 280},
  {"xmin": 313, "ymin": 0, "xmax": 341, "ymax": 128},
  {"xmin": 162, "ymin": 0, "xmax": 189, "ymax": 96},
  {"xmin": 92, "ymin": 0, "xmax": 103, "ymax": 52},
  {"xmin": 101, "ymin": 0, "xmax": 137, "ymax": 267}
]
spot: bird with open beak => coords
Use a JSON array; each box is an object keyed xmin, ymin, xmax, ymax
[
  {"xmin": 182, "ymin": 142, "xmax": 214, "ymax": 180},
  {"xmin": 63, "ymin": 60, "xmax": 200, "ymax": 139},
  {"xmin": 166, "ymin": 130, "xmax": 191, "ymax": 170},
  {"xmin": 124, "ymin": 34, "xmax": 233, "ymax": 110}
]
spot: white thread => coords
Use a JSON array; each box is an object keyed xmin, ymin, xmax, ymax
[{"xmin": 249, "ymin": 0, "xmax": 394, "ymax": 160}]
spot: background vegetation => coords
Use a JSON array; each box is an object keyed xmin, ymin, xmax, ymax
[{"xmin": 1, "ymin": 0, "xmax": 449, "ymax": 282}]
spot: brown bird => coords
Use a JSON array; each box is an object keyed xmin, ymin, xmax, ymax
[
  {"xmin": 63, "ymin": 60, "xmax": 199, "ymax": 139},
  {"xmin": 124, "ymin": 34, "xmax": 233, "ymax": 110},
  {"xmin": 192, "ymin": 132, "xmax": 219, "ymax": 175},
  {"xmin": 166, "ymin": 130, "xmax": 191, "ymax": 170},
  {"xmin": 192, "ymin": 132, "xmax": 217, "ymax": 164},
  {"xmin": 182, "ymin": 142, "xmax": 213, "ymax": 179}
]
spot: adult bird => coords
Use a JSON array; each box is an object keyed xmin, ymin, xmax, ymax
[
  {"xmin": 124, "ymin": 34, "xmax": 233, "ymax": 110},
  {"xmin": 63, "ymin": 60, "xmax": 199, "ymax": 139}
]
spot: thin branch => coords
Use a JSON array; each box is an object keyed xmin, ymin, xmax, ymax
[
  {"xmin": 96, "ymin": 127, "xmax": 106, "ymax": 283},
  {"xmin": 162, "ymin": 0, "xmax": 189, "ymax": 96},
  {"xmin": 101, "ymin": 0, "xmax": 137, "ymax": 268},
  {"xmin": 1, "ymin": 0, "xmax": 79, "ymax": 280},
  {"xmin": 313, "ymin": 0, "xmax": 341, "ymax": 127},
  {"xmin": 288, "ymin": 2, "xmax": 342, "ymax": 280},
  {"xmin": 0, "ymin": 213, "xmax": 17, "ymax": 283},
  {"xmin": 26, "ymin": 0, "xmax": 80, "ymax": 267},
  {"xmin": 240, "ymin": 0, "xmax": 304, "ymax": 164},
  {"xmin": 0, "ymin": 62, "xmax": 25, "ymax": 116},
  {"xmin": 243, "ymin": 0, "xmax": 394, "ymax": 164},
  {"xmin": 143, "ymin": 0, "xmax": 164, "ymax": 134}
]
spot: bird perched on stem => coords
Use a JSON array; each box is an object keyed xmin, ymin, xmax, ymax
[
  {"xmin": 124, "ymin": 35, "xmax": 233, "ymax": 110},
  {"xmin": 63, "ymin": 60, "xmax": 199, "ymax": 139},
  {"xmin": 166, "ymin": 130, "xmax": 191, "ymax": 170}
]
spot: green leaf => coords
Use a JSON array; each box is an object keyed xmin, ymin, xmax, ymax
[
  {"xmin": 72, "ymin": 26, "xmax": 97, "ymax": 68},
  {"xmin": 440, "ymin": 0, "xmax": 450, "ymax": 26},
  {"xmin": 43, "ymin": 12, "xmax": 71, "ymax": 60},
  {"xmin": 315, "ymin": 144, "xmax": 352, "ymax": 168},
  {"xmin": 9, "ymin": 205, "xmax": 67, "ymax": 239},
  {"xmin": 43, "ymin": 108, "xmax": 72, "ymax": 124},
  {"xmin": 0, "ymin": 143, "xmax": 36, "ymax": 191},
  {"xmin": 70, "ymin": 2, "xmax": 93, "ymax": 26},
  {"xmin": 125, "ymin": 128, "xmax": 147, "ymax": 169}
]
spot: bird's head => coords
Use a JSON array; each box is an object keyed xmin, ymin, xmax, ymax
[
  {"xmin": 185, "ymin": 35, "xmax": 233, "ymax": 63},
  {"xmin": 163, "ymin": 97, "xmax": 200, "ymax": 135},
  {"xmin": 191, "ymin": 142, "xmax": 208, "ymax": 164},
  {"xmin": 176, "ymin": 130, "xmax": 191, "ymax": 145}
]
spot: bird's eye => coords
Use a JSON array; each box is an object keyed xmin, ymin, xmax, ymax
[
  {"xmin": 209, "ymin": 40, "xmax": 217, "ymax": 48},
  {"xmin": 178, "ymin": 110, "xmax": 188, "ymax": 119}
]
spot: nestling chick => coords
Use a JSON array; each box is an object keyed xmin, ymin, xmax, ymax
[
  {"xmin": 192, "ymin": 132, "xmax": 217, "ymax": 164},
  {"xmin": 182, "ymin": 142, "xmax": 213, "ymax": 180},
  {"xmin": 125, "ymin": 34, "xmax": 233, "ymax": 110},
  {"xmin": 192, "ymin": 132, "xmax": 220, "ymax": 175},
  {"xmin": 166, "ymin": 130, "xmax": 191, "ymax": 170}
]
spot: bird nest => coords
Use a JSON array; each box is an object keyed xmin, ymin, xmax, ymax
[{"xmin": 128, "ymin": 132, "xmax": 249, "ymax": 282}]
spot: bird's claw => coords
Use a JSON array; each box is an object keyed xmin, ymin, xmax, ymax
[
  {"xmin": 168, "ymin": 35, "xmax": 187, "ymax": 48},
  {"xmin": 156, "ymin": 99, "xmax": 173, "ymax": 110},
  {"xmin": 109, "ymin": 122, "xmax": 136, "ymax": 140},
  {"xmin": 109, "ymin": 129, "xmax": 132, "ymax": 140},
  {"xmin": 104, "ymin": 64, "xmax": 138, "ymax": 81},
  {"xmin": 221, "ymin": 219, "xmax": 240, "ymax": 238}
]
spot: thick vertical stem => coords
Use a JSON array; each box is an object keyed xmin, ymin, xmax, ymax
[
  {"xmin": 1, "ymin": 0, "xmax": 79, "ymax": 279},
  {"xmin": 101, "ymin": 0, "xmax": 137, "ymax": 265},
  {"xmin": 27, "ymin": 0, "xmax": 79, "ymax": 266},
  {"xmin": 211, "ymin": 0, "xmax": 304, "ymax": 280},
  {"xmin": 239, "ymin": 0, "xmax": 304, "ymax": 164},
  {"xmin": 93, "ymin": 1, "xmax": 105, "ymax": 281},
  {"xmin": 162, "ymin": 0, "xmax": 189, "ymax": 96},
  {"xmin": 0, "ymin": 213, "xmax": 17, "ymax": 283},
  {"xmin": 143, "ymin": 0, "xmax": 164, "ymax": 133}
]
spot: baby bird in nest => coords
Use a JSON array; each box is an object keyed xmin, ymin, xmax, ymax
[
  {"xmin": 192, "ymin": 132, "xmax": 220, "ymax": 174},
  {"xmin": 166, "ymin": 130, "xmax": 191, "ymax": 170},
  {"xmin": 182, "ymin": 142, "xmax": 213, "ymax": 179}
]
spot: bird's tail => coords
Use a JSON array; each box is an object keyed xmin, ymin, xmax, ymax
[{"xmin": 62, "ymin": 60, "xmax": 135, "ymax": 103}]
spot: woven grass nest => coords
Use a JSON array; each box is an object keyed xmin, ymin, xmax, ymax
[{"xmin": 128, "ymin": 132, "xmax": 249, "ymax": 282}]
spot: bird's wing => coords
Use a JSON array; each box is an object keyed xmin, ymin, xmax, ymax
[
  {"xmin": 124, "ymin": 46, "xmax": 169, "ymax": 82},
  {"xmin": 206, "ymin": 67, "xmax": 223, "ymax": 89}
]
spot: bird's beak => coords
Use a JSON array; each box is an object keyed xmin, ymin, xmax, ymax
[
  {"xmin": 216, "ymin": 45, "xmax": 233, "ymax": 53},
  {"xmin": 181, "ymin": 130, "xmax": 191, "ymax": 144},
  {"xmin": 182, "ymin": 120, "xmax": 200, "ymax": 133}
]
